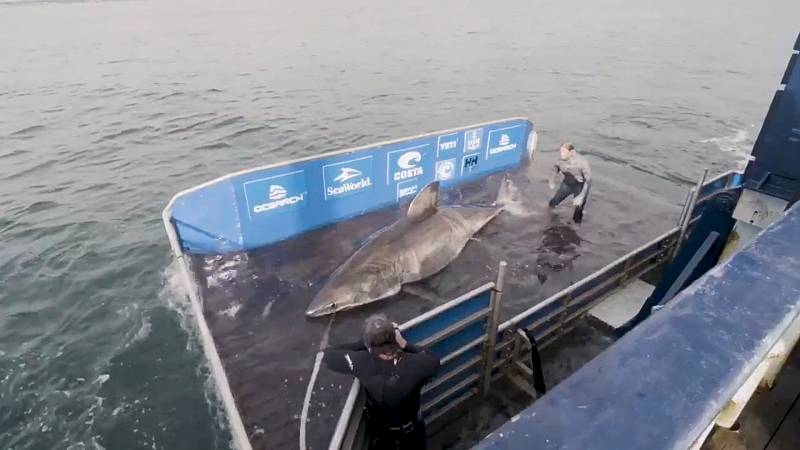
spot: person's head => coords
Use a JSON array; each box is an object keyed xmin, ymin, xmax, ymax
[
  {"xmin": 559, "ymin": 142, "xmax": 576, "ymax": 161},
  {"xmin": 362, "ymin": 314, "xmax": 399, "ymax": 356}
]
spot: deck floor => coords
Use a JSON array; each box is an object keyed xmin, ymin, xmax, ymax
[
  {"xmin": 428, "ymin": 318, "xmax": 617, "ymax": 449},
  {"xmin": 703, "ymin": 342, "xmax": 800, "ymax": 450}
]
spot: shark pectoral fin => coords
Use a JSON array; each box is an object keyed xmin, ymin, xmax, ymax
[{"xmin": 407, "ymin": 181, "xmax": 440, "ymax": 221}]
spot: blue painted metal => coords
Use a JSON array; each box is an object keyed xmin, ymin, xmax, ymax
[
  {"xmin": 744, "ymin": 33, "xmax": 800, "ymax": 201},
  {"xmin": 403, "ymin": 288, "xmax": 492, "ymax": 411},
  {"xmin": 478, "ymin": 205, "xmax": 800, "ymax": 450},
  {"xmin": 618, "ymin": 191, "xmax": 738, "ymax": 334},
  {"xmin": 168, "ymin": 118, "xmax": 533, "ymax": 254}
]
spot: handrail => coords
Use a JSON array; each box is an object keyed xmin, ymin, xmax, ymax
[
  {"xmin": 402, "ymin": 282, "xmax": 495, "ymax": 330},
  {"xmin": 500, "ymin": 224, "xmax": 678, "ymax": 333},
  {"xmin": 326, "ymin": 170, "xmax": 742, "ymax": 450},
  {"xmin": 327, "ymin": 281, "xmax": 497, "ymax": 450}
]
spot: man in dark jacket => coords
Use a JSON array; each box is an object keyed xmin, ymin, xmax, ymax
[{"xmin": 324, "ymin": 314, "xmax": 441, "ymax": 450}]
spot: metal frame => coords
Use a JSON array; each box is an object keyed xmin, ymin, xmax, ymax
[
  {"xmin": 328, "ymin": 265, "xmax": 508, "ymax": 450},
  {"xmin": 159, "ymin": 118, "xmax": 531, "ymax": 450},
  {"xmin": 493, "ymin": 170, "xmax": 742, "ymax": 372},
  {"xmin": 673, "ymin": 169, "xmax": 708, "ymax": 260},
  {"xmin": 161, "ymin": 162, "xmax": 739, "ymax": 450},
  {"xmin": 161, "ymin": 215, "xmax": 253, "ymax": 450}
]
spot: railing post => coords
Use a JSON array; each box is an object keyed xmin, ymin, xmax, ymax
[
  {"xmin": 481, "ymin": 261, "xmax": 507, "ymax": 396},
  {"xmin": 672, "ymin": 169, "xmax": 708, "ymax": 261}
]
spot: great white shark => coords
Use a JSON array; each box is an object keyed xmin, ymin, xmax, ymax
[{"xmin": 305, "ymin": 180, "xmax": 503, "ymax": 317}]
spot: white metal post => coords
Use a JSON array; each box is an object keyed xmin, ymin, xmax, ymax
[{"xmin": 481, "ymin": 261, "xmax": 507, "ymax": 396}]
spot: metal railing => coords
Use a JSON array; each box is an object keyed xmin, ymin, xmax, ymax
[
  {"xmin": 326, "ymin": 170, "xmax": 743, "ymax": 450},
  {"xmin": 328, "ymin": 263, "xmax": 508, "ymax": 450}
]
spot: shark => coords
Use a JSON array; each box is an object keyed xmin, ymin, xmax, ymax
[{"xmin": 305, "ymin": 180, "xmax": 503, "ymax": 317}]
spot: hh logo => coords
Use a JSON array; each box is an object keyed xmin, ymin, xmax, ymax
[
  {"xmin": 462, "ymin": 153, "xmax": 480, "ymax": 176},
  {"xmin": 464, "ymin": 128, "xmax": 483, "ymax": 153},
  {"xmin": 323, "ymin": 156, "xmax": 374, "ymax": 200},
  {"xmin": 387, "ymin": 145, "xmax": 430, "ymax": 184},
  {"xmin": 244, "ymin": 170, "xmax": 308, "ymax": 217}
]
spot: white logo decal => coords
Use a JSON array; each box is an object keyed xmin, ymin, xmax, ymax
[
  {"xmin": 333, "ymin": 167, "xmax": 362, "ymax": 183},
  {"xmin": 398, "ymin": 151, "xmax": 422, "ymax": 169},
  {"xmin": 254, "ymin": 184, "xmax": 304, "ymax": 213},
  {"xmin": 393, "ymin": 150, "xmax": 424, "ymax": 181},
  {"xmin": 436, "ymin": 159, "xmax": 456, "ymax": 181},
  {"xmin": 398, "ymin": 184, "xmax": 419, "ymax": 198},
  {"xmin": 439, "ymin": 140, "xmax": 457, "ymax": 151},
  {"xmin": 465, "ymin": 128, "xmax": 483, "ymax": 152},
  {"xmin": 487, "ymin": 126, "xmax": 520, "ymax": 157},
  {"xmin": 244, "ymin": 170, "xmax": 308, "ymax": 216},
  {"xmin": 269, "ymin": 185, "xmax": 287, "ymax": 200}
]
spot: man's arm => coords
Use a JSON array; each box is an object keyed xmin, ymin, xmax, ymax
[
  {"xmin": 415, "ymin": 350, "xmax": 442, "ymax": 382},
  {"xmin": 548, "ymin": 162, "xmax": 561, "ymax": 190},
  {"xmin": 575, "ymin": 159, "xmax": 591, "ymax": 204},
  {"xmin": 323, "ymin": 340, "xmax": 366, "ymax": 374}
]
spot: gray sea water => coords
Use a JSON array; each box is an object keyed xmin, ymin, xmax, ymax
[{"xmin": 1, "ymin": 0, "xmax": 798, "ymax": 449}]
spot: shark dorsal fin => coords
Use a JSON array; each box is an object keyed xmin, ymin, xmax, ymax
[{"xmin": 407, "ymin": 181, "xmax": 440, "ymax": 221}]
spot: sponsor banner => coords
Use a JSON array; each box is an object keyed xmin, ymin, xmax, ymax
[
  {"xmin": 397, "ymin": 179, "xmax": 421, "ymax": 201},
  {"xmin": 322, "ymin": 156, "xmax": 374, "ymax": 200},
  {"xmin": 486, "ymin": 124, "xmax": 525, "ymax": 160},
  {"xmin": 436, "ymin": 159, "xmax": 457, "ymax": 181},
  {"xmin": 464, "ymin": 128, "xmax": 484, "ymax": 153},
  {"xmin": 461, "ymin": 153, "xmax": 481, "ymax": 176},
  {"xmin": 436, "ymin": 132, "xmax": 462, "ymax": 157},
  {"xmin": 243, "ymin": 170, "xmax": 308, "ymax": 218},
  {"xmin": 170, "ymin": 118, "xmax": 534, "ymax": 253},
  {"xmin": 386, "ymin": 144, "xmax": 430, "ymax": 184}
]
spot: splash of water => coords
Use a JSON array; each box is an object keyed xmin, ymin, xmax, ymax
[{"xmin": 496, "ymin": 176, "xmax": 533, "ymax": 217}]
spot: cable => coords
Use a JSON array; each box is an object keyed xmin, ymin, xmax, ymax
[{"xmin": 300, "ymin": 317, "xmax": 334, "ymax": 450}]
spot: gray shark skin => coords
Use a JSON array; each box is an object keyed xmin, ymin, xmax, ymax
[{"xmin": 306, "ymin": 181, "xmax": 502, "ymax": 317}]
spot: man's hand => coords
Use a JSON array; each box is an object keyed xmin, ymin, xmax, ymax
[
  {"xmin": 393, "ymin": 323, "xmax": 407, "ymax": 349},
  {"xmin": 549, "ymin": 180, "xmax": 556, "ymax": 190},
  {"xmin": 572, "ymin": 197, "xmax": 583, "ymax": 207}
]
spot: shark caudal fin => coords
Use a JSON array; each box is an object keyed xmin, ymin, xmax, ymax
[
  {"xmin": 495, "ymin": 174, "xmax": 530, "ymax": 217},
  {"xmin": 407, "ymin": 181, "xmax": 440, "ymax": 221}
]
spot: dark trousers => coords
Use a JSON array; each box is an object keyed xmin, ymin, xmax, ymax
[
  {"xmin": 549, "ymin": 180, "xmax": 589, "ymax": 223},
  {"xmin": 368, "ymin": 420, "xmax": 426, "ymax": 450}
]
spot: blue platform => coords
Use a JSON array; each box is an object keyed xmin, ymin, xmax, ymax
[{"xmin": 477, "ymin": 205, "xmax": 800, "ymax": 450}]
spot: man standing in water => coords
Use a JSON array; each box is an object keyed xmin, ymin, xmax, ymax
[
  {"xmin": 548, "ymin": 142, "xmax": 592, "ymax": 223},
  {"xmin": 324, "ymin": 314, "xmax": 440, "ymax": 450}
]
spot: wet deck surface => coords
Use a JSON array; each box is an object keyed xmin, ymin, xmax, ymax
[
  {"xmin": 188, "ymin": 162, "xmax": 681, "ymax": 449},
  {"xmin": 428, "ymin": 318, "xmax": 617, "ymax": 449},
  {"xmin": 703, "ymin": 343, "xmax": 800, "ymax": 450}
]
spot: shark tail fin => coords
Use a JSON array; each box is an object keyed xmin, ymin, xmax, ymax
[{"xmin": 407, "ymin": 181, "xmax": 440, "ymax": 221}]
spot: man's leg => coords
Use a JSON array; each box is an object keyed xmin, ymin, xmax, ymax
[
  {"xmin": 549, "ymin": 181, "xmax": 573, "ymax": 207},
  {"xmin": 572, "ymin": 184, "xmax": 589, "ymax": 223}
]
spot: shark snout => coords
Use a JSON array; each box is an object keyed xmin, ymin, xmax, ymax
[{"xmin": 305, "ymin": 296, "xmax": 334, "ymax": 317}]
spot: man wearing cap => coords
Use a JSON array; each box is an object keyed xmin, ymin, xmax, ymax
[
  {"xmin": 548, "ymin": 142, "xmax": 592, "ymax": 223},
  {"xmin": 324, "ymin": 314, "xmax": 441, "ymax": 450}
]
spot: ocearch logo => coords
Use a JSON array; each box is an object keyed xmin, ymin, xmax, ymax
[{"xmin": 244, "ymin": 170, "xmax": 308, "ymax": 216}]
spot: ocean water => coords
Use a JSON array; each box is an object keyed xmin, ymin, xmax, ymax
[{"xmin": 1, "ymin": 0, "xmax": 798, "ymax": 449}]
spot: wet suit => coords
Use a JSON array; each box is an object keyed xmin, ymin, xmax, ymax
[
  {"xmin": 549, "ymin": 152, "xmax": 592, "ymax": 223},
  {"xmin": 324, "ymin": 340, "xmax": 440, "ymax": 450}
]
